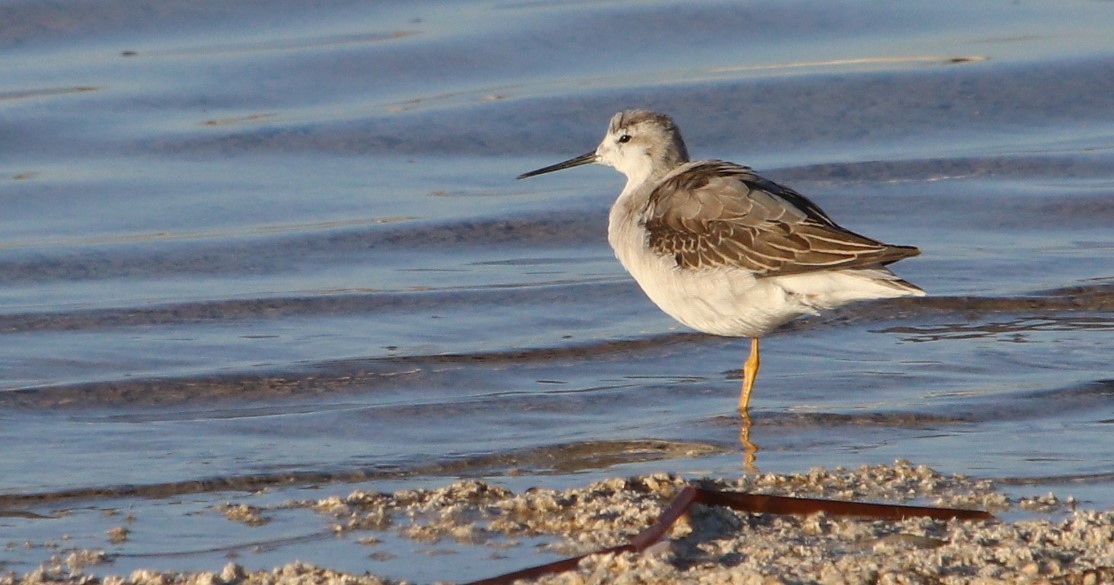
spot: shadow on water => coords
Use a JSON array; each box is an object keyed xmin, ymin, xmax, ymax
[
  {"xmin": 0, "ymin": 439, "xmax": 724, "ymax": 506},
  {"xmin": 2, "ymin": 377, "xmax": 1109, "ymax": 505}
]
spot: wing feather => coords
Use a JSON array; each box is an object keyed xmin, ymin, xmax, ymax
[{"xmin": 642, "ymin": 160, "xmax": 920, "ymax": 276}]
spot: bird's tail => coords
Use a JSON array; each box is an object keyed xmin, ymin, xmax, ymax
[{"xmin": 775, "ymin": 267, "xmax": 925, "ymax": 310}]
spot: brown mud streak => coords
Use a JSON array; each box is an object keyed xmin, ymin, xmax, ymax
[{"xmin": 462, "ymin": 485, "xmax": 992, "ymax": 585}]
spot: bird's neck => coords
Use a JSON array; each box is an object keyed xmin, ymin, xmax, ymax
[{"xmin": 620, "ymin": 152, "xmax": 686, "ymax": 198}]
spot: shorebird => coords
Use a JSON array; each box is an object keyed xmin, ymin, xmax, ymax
[{"xmin": 518, "ymin": 110, "xmax": 924, "ymax": 412}]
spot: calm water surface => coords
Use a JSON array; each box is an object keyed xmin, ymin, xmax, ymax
[{"xmin": 1, "ymin": 0, "xmax": 1112, "ymax": 581}]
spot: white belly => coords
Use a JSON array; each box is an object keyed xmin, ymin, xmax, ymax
[{"xmin": 608, "ymin": 209, "xmax": 807, "ymax": 338}]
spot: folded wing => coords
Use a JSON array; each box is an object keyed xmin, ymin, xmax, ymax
[{"xmin": 643, "ymin": 160, "xmax": 920, "ymax": 276}]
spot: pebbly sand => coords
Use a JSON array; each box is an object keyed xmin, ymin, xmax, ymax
[{"xmin": 5, "ymin": 461, "xmax": 1112, "ymax": 585}]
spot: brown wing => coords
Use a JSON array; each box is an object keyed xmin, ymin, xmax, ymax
[{"xmin": 642, "ymin": 160, "xmax": 920, "ymax": 276}]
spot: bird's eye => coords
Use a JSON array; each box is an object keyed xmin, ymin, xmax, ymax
[{"xmin": 617, "ymin": 134, "xmax": 631, "ymax": 144}]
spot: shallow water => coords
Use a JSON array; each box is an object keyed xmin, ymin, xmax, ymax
[{"xmin": 1, "ymin": 0, "xmax": 1112, "ymax": 581}]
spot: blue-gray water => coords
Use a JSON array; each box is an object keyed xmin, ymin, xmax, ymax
[{"xmin": 1, "ymin": 0, "xmax": 1112, "ymax": 581}]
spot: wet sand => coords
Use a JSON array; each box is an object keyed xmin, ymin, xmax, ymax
[{"xmin": 4, "ymin": 462, "xmax": 1112, "ymax": 585}]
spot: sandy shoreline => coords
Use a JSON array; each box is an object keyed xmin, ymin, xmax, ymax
[{"xmin": 4, "ymin": 461, "xmax": 1112, "ymax": 585}]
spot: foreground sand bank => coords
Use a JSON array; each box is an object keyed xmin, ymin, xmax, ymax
[{"xmin": 5, "ymin": 462, "xmax": 1111, "ymax": 585}]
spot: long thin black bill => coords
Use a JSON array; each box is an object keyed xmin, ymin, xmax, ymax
[{"xmin": 516, "ymin": 151, "xmax": 597, "ymax": 179}]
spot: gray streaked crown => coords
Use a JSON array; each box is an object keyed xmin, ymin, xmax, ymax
[{"xmin": 606, "ymin": 109, "xmax": 690, "ymax": 177}]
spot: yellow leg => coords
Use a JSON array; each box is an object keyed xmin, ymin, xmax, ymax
[{"xmin": 739, "ymin": 337, "xmax": 760, "ymax": 412}]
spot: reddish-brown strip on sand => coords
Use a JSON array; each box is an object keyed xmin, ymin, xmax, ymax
[{"xmin": 462, "ymin": 485, "xmax": 992, "ymax": 585}]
